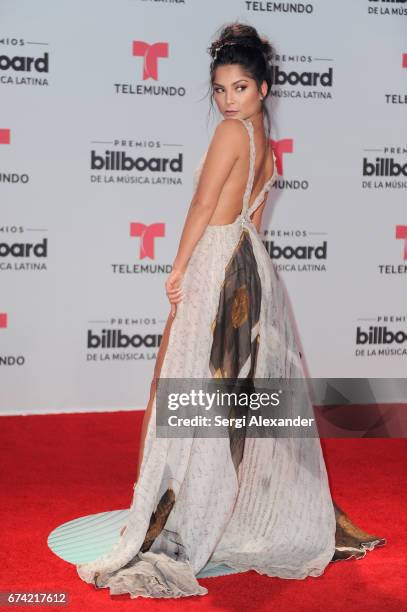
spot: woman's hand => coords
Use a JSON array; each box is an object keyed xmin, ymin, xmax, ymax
[{"xmin": 165, "ymin": 268, "xmax": 185, "ymax": 318}]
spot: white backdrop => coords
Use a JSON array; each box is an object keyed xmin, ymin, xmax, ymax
[{"xmin": 1, "ymin": 0, "xmax": 406, "ymax": 414}]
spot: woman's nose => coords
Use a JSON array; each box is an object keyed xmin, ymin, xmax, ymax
[{"xmin": 225, "ymin": 90, "xmax": 234, "ymax": 105}]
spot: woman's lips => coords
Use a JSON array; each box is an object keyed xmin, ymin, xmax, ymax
[{"xmin": 225, "ymin": 110, "xmax": 238, "ymax": 114}]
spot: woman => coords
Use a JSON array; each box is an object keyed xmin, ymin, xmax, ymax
[{"xmin": 76, "ymin": 22, "xmax": 385, "ymax": 599}]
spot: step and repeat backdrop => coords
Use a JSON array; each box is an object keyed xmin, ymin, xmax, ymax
[{"xmin": 1, "ymin": 0, "xmax": 406, "ymax": 414}]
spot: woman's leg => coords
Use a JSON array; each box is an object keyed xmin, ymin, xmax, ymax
[
  {"xmin": 120, "ymin": 309, "xmax": 176, "ymax": 537},
  {"xmin": 135, "ymin": 309, "xmax": 176, "ymax": 484}
]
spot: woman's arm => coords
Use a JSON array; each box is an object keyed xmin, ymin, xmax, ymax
[
  {"xmin": 172, "ymin": 119, "xmax": 246, "ymax": 273},
  {"xmin": 251, "ymin": 195, "xmax": 268, "ymax": 233}
]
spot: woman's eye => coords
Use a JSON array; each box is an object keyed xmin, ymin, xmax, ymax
[{"xmin": 213, "ymin": 86, "xmax": 247, "ymax": 94}]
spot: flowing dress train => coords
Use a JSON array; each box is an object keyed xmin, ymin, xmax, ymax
[{"xmin": 76, "ymin": 117, "xmax": 385, "ymax": 599}]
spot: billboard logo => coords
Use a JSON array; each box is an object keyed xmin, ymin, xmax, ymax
[
  {"xmin": 0, "ymin": 52, "xmax": 49, "ymax": 73},
  {"xmin": 270, "ymin": 64, "xmax": 333, "ymax": 88}
]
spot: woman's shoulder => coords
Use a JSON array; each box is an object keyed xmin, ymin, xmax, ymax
[
  {"xmin": 209, "ymin": 118, "xmax": 248, "ymax": 156},
  {"xmin": 213, "ymin": 117, "xmax": 248, "ymax": 139},
  {"xmin": 192, "ymin": 118, "xmax": 248, "ymax": 194}
]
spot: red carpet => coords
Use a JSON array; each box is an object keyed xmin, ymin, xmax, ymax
[{"xmin": 1, "ymin": 411, "xmax": 406, "ymax": 611}]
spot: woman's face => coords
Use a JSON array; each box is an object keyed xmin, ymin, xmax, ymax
[{"xmin": 212, "ymin": 64, "xmax": 266, "ymax": 121}]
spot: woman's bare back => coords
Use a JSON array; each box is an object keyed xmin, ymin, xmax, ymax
[{"xmin": 207, "ymin": 118, "xmax": 275, "ymax": 226}]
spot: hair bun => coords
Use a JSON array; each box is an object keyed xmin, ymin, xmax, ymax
[
  {"xmin": 209, "ymin": 23, "xmax": 272, "ymax": 62},
  {"xmin": 259, "ymin": 38, "xmax": 273, "ymax": 62}
]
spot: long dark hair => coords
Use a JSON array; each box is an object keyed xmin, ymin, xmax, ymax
[{"xmin": 207, "ymin": 22, "xmax": 274, "ymax": 135}]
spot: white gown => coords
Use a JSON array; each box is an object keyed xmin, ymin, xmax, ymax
[{"xmin": 76, "ymin": 118, "xmax": 385, "ymax": 599}]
